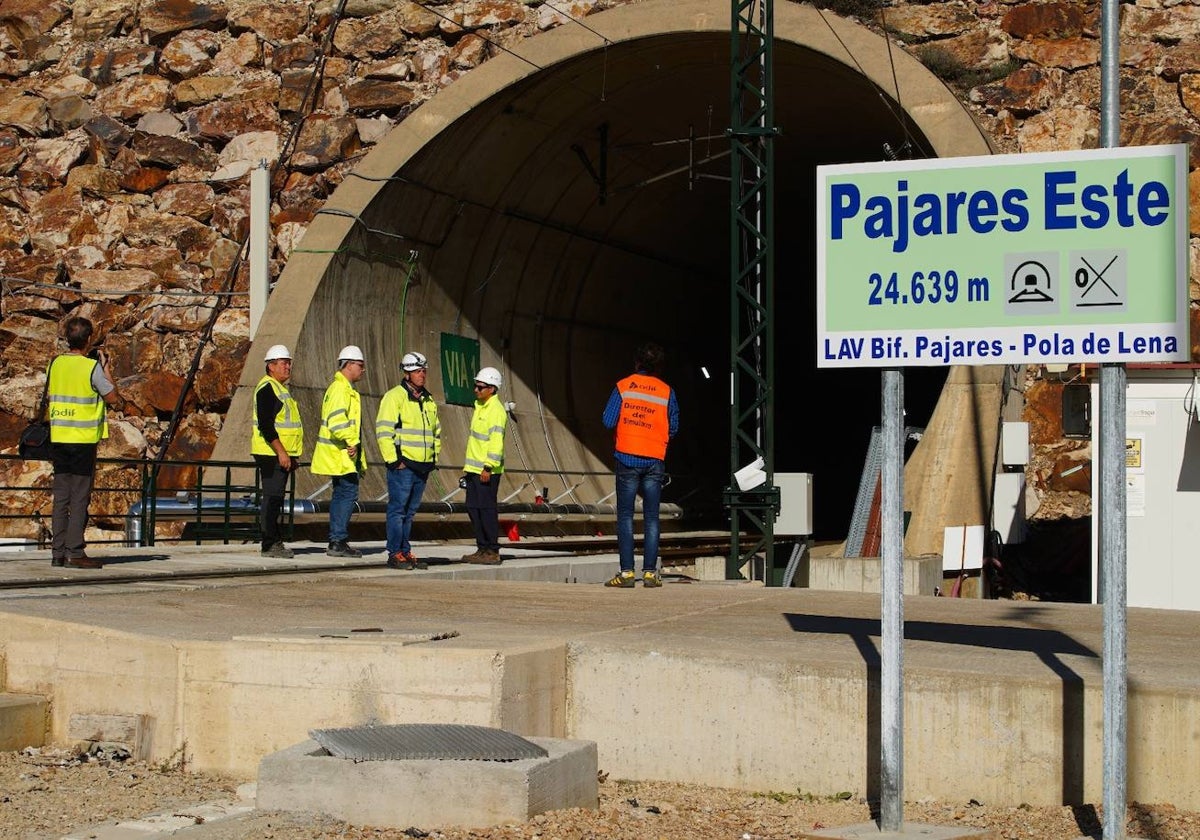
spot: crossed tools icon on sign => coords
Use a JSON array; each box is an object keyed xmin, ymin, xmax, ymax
[{"xmin": 1075, "ymin": 254, "xmax": 1121, "ymax": 307}]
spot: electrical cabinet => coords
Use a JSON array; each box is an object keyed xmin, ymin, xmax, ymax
[{"xmin": 1090, "ymin": 368, "xmax": 1200, "ymax": 610}]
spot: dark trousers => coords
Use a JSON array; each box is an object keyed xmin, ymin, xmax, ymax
[
  {"xmin": 464, "ymin": 472, "xmax": 500, "ymax": 551},
  {"xmin": 52, "ymin": 472, "xmax": 95, "ymax": 559},
  {"xmin": 255, "ymin": 455, "xmax": 291, "ymax": 550},
  {"xmin": 51, "ymin": 443, "xmax": 97, "ymax": 560}
]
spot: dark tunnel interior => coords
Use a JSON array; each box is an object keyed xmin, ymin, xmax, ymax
[{"xmin": 330, "ymin": 31, "xmax": 953, "ymax": 540}]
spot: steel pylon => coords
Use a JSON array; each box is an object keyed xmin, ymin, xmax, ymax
[{"xmin": 726, "ymin": 0, "xmax": 779, "ymax": 582}]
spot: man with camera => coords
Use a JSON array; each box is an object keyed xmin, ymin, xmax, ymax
[{"xmin": 47, "ymin": 316, "xmax": 125, "ymax": 569}]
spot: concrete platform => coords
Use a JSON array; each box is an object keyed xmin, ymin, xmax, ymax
[
  {"xmin": 0, "ymin": 539, "xmax": 1197, "ymax": 813},
  {"xmin": 802, "ymin": 552, "xmax": 942, "ymax": 596},
  {"xmin": 258, "ymin": 736, "xmax": 597, "ymax": 828}
]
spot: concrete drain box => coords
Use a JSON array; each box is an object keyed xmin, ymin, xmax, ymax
[{"xmin": 257, "ymin": 731, "xmax": 598, "ymax": 830}]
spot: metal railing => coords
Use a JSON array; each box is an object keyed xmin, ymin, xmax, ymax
[
  {"xmin": 0, "ymin": 454, "xmax": 282, "ymax": 549},
  {"xmin": 0, "ymin": 455, "xmax": 688, "ymax": 549}
]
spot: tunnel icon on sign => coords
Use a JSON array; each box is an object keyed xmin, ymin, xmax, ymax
[
  {"xmin": 1008, "ymin": 260, "xmax": 1053, "ymax": 304},
  {"xmin": 1003, "ymin": 252, "xmax": 1060, "ymax": 317}
]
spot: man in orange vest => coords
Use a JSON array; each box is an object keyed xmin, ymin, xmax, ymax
[{"xmin": 601, "ymin": 342, "xmax": 679, "ymax": 588}]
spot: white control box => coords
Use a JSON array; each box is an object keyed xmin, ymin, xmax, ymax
[{"xmin": 775, "ymin": 472, "xmax": 813, "ymax": 536}]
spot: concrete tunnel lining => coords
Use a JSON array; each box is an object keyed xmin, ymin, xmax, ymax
[{"xmin": 213, "ymin": 0, "xmax": 995, "ymax": 546}]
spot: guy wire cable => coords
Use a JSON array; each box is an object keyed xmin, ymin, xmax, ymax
[
  {"xmin": 813, "ymin": 4, "xmax": 932, "ymax": 158},
  {"xmin": 410, "ymin": 0, "xmax": 699, "ymax": 146},
  {"xmin": 877, "ymin": 4, "xmax": 920, "ymax": 156}
]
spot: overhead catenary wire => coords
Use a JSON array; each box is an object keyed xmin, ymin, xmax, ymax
[
  {"xmin": 812, "ymin": 4, "xmax": 933, "ymax": 158},
  {"xmin": 876, "ymin": 5, "xmax": 918, "ymax": 156}
]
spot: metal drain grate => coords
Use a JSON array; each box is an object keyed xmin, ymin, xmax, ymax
[{"xmin": 309, "ymin": 723, "xmax": 549, "ymax": 762}]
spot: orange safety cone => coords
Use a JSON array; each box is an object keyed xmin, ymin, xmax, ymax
[{"xmin": 506, "ymin": 520, "xmax": 520, "ymax": 542}]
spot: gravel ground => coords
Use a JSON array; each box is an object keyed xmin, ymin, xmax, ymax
[{"xmin": 4, "ymin": 748, "xmax": 1199, "ymax": 840}]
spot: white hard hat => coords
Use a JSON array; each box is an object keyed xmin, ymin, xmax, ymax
[
  {"xmin": 338, "ymin": 345, "xmax": 364, "ymax": 363},
  {"xmin": 264, "ymin": 344, "xmax": 291, "ymax": 362},
  {"xmin": 475, "ymin": 366, "xmax": 502, "ymax": 388},
  {"xmin": 401, "ymin": 351, "xmax": 427, "ymax": 372}
]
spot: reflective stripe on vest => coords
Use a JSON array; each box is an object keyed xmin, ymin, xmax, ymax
[
  {"xmin": 374, "ymin": 385, "xmax": 440, "ymax": 464},
  {"xmin": 311, "ymin": 371, "xmax": 364, "ymax": 476},
  {"xmin": 614, "ymin": 373, "xmax": 670, "ymax": 460},
  {"xmin": 251, "ymin": 375, "xmax": 304, "ymax": 456},
  {"xmin": 48, "ymin": 354, "xmax": 106, "ymax": 444},
  {"xmin": 463, "ymin": 396, "xmax": 506, "ymax": 475}
]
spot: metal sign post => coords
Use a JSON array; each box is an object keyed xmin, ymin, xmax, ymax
[
  {"xmin": 880, "ymin": 367, "xmax": 905, "ymax": 830},
  {"xmin": 1098, "ymin": 1, "xmax": 1129, "ymax": 837}
]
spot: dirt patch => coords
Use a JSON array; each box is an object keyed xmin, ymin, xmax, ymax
[{"xmin": 3, "ymin": 748, "xmax": 1198, "ymax": 840}]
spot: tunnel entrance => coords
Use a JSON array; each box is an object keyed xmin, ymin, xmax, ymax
[{"xmin": 218, "ymin": 0, "xmax": 993, "ymax": 546}]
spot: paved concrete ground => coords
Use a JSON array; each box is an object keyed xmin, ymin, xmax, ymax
[
  {"xmin": 0, "ymin": 538, "xmax": 1197, "ymax": 811},
  {"xmin": 0, "ymin": 539, "xmax": 1195, "ymax": 689}
]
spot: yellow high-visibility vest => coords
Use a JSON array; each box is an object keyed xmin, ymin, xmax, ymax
[
  {"xmin": 311, "ymin": 371, "xmax": 365, "ymax": 476},
  {"xmin": 375, "ymin": 383, "xmax": 440, "ymax": 465},
  {"xmin": 48, "ymin": 354, "xmax": 106, "ymax": 444},
  {"xmin": 463, "ymin": 394, "xmax": 507, "ymax": 475},
  {"xmin": 250, "ymin": 375, "xmax": 304, "ymax": 457}
]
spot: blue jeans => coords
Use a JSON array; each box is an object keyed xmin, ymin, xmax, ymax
[
  {"xmin": 386, "ymin": 465, "xmax": 427, "ymax": 556},
  {"xmin": 615, "ymin": 459, "xmax": 664, "ymax": 572},
  {"xmin": 328, "ymin": 472, "xmax": 359, "ymax": 543}
]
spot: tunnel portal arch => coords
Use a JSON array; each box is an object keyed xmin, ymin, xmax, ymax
[{"xmin": 213, "ymin": 0, "xmax": 996, "ymax": 549}]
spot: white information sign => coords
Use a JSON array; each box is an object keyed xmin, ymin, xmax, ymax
[{"xmin": 817, "ymin": 145, "xmax": 1189, "ymax": 368}]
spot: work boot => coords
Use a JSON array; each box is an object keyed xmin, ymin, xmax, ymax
[
  {"xmin": 51, "ymin": 555, "xmax": 66, "ymax": 567},
  {"xmin": 387, "ymin": 553, "xmax": 413, "ymax": 570},
  {"xmin": 642, "ymin": 570, "xmax": 662, "ymax": 588},
  {"xmin": 386, "ymin": 552, "xmax": 423, "ymax": 570},
  {"xmin": 605, "ymin": 570, "xmax": 636, "ymax": 588},
  {"xmin": 468, "ymin": 549, "xmax": 502, "ymax": 565},
  {"xmin": 65, "ymin": 554, "xmax": 103, "ymax": 569},
  {"xmin": 326, "ymin": 541, "xmax": 362, "ymax": 558},
  {"xmin": 460, "ymin": 549, "xmax": 483, "ymax": 563},
  {"xmin": 261, "ymin": 542, "xmax": 294, "ymax": 559},
  {"xmin": 403, "ymin": 551, "xmax": 428, "ymax": 570}
]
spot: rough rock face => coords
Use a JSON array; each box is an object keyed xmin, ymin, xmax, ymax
[{"xmin": 0, "ymin": 0, "xmax": 1197, "ymax": 539}]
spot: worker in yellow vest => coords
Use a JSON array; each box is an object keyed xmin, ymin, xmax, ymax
[
  {"xmin": 251, "ymin": 344, "xmax": 303, "ymax": 559},
  {"xmin": 601, "ymin": 343, "xmax": 678, "ymax": 588},
  {"xmin": 460, "ymin": 366, "xmax": 507, "ymax": 565},
  {"xmin": 311, "ymin": 345, "xmax": 367, "ymax": 557},
  {"xmin": 377, "ymin": 351, "xmax": 440, "ymax": 570},
  {"xmin": 47, "ymin": 316, "xmax": 125, "ymax": 569}
]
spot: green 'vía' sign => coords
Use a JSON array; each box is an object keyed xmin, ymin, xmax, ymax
[{"xmin": 440, "ymin": 333, "xmax": 480, "ymax": 406}]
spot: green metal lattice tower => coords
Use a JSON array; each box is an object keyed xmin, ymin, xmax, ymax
[{"xmin": 726, "ymin": 0, "xmax": 779, "ymax": 581}]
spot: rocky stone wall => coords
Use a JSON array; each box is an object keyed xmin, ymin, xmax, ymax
[{"xmin": 0, "ymin": 0, "xmax": 1196, "ymax": 538}]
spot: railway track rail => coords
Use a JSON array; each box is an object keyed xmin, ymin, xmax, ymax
[{"xmin": 0, "ymin": 534, "xmax": 738, "ymax": 592}]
